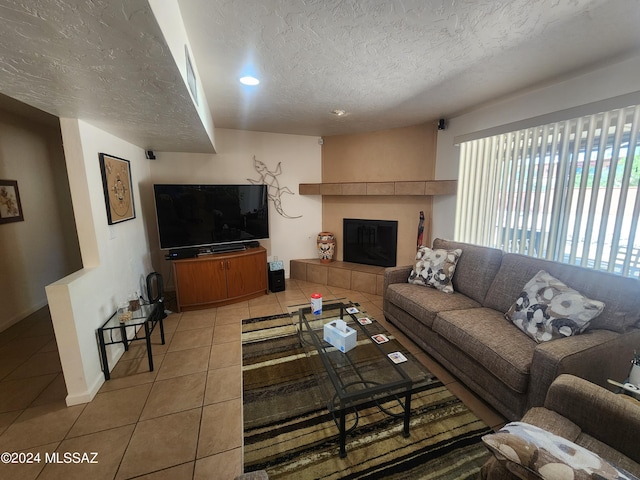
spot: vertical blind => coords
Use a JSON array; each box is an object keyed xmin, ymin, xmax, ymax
[{"xmin": 455, "ymin": 104, "xmax": 640, "ymax": 278}]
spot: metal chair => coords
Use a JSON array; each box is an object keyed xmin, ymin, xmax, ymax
[{"xmin": 146, "ymin": 272, "xmax": 166, "ymax": 317}]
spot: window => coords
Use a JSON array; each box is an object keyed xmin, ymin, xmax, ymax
[{"xmin": 455, "ymin": 104, "xmax": 640, "ymax": 278}]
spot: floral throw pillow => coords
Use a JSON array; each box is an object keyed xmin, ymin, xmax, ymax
[
  {"xmin": 505, "ymin": 270, "xmax": 605, "ymax": 343},
  {"xmin": 482, "ymin": 422, "xmax": 638, "ymax": 480},
  {"xmin": 408, "ymin": 247, "xmax": 462, "ymax": 293}
]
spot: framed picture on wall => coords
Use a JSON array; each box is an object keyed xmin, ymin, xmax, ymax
[
  {"xmin": 98, "ymin": 153, "xmax": 136, "ymax": 225},
  {"xmin": 0, "ymin": 179, "xmax": 24, "ymax": 224}
]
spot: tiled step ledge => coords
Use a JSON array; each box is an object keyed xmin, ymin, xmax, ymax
[{"xmin": 290, "ymin": 259, "xmax": 386, "ymax": 296}]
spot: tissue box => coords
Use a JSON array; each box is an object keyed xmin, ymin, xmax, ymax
[{"xmin": 323, "ymin": 319, "xmax": 357, "ymax": 353}]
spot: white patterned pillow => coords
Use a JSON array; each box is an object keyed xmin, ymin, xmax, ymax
[
  {"xmin": 408, "ymin": 247, "xmax": 462, "ymax": 293},
  {"xmin": 482, "ymin": 422, "xmax": 639, "ymax": 480},
  {"xmin": 505, "ymin": 270, "xmax": 605, "ymax": 343}
]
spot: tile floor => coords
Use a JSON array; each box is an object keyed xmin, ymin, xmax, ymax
[{"xmin": 0, "ymin": 279, "xmax": 506, "ymax": 480}]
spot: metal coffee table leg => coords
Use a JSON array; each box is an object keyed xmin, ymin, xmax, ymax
[
  {"xmin": 339, "ymin": 408, "xmax": 347, "ymax": 458},
  {"xmin": 403, "ymin": 391, "xmax": 412, "ymax": 437}
]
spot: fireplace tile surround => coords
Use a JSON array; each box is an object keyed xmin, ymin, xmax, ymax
[{"xmin": 290, "ymin": 259, "xmax": 385, "ymax": 295}]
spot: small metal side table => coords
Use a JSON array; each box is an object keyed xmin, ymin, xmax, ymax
[{"xmin": 97, "ymin": 302, "xmax": 166, "ymax": 380}]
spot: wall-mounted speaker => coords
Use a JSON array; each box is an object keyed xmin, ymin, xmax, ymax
[
  {"xmin": 145, "ymin": 150, "xmax": 156, "ymax": 160},
  {"xmin": 437, "ymin": 119, "xmax": 447, "ymax": 130}
]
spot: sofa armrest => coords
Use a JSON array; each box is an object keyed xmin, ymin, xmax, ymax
[
  {"xmin": 544, "ymin": 374, "xmax": 640, "ymax": 463},
  {"xmin": 528, "ymin": 328, "xmax": 640, "ymax": 410},
  {"xmin": 383, "ymin": 265, "xmax": 413, "ymax": 291}
]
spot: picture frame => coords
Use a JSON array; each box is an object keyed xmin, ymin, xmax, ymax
[
  {"xmin": 185, "ymin": 45, "xmax": 198, "ymax": 106},
  {"xmin": 0, "ymin": 179, "xmax": 24, "ymax": 224},
  {"xmin": 98, "ymin": 153, "xmax": 136, "ymax": 225}
]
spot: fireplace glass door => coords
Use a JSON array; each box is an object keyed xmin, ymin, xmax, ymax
[{"xmin": 343, "ymin": 219, "xmax": 398, "ymax": 267}]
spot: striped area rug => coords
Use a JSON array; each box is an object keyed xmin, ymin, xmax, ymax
[{"xmin": 242, "ymin": 312, "xmax": 491, "ymax": 479}]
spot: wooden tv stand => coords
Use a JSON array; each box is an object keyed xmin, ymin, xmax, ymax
[{"xmin": 171, "ymin": 246, "xmax": 268, "ymax": 312}]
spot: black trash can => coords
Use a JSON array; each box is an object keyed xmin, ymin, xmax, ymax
[{"xmin": 268, "ymin": 268, "xmax": 285, "ymax": 293}]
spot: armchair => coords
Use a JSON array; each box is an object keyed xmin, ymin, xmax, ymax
[{"xmin": 481, "ymin": 374, "xmax": 640, "ymax": 478}]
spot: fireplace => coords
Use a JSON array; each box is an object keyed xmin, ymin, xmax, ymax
[{"xmin": 343, "ymin": 218, "xmax": 398, "ymax": 267}]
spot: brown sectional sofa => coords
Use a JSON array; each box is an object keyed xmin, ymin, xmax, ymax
[{"xmin": 383, "ymin": 238, "xmax": 640, "ymax": 421}]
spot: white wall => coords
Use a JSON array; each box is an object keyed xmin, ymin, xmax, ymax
[
  {"xmin": 148, "ymin": 0, "xmax": 215, "ymax": 150},
  {"xmin": 0, "ymin": 112, "xmax": 81, "ymax": 331},
  {"xmin": 147, "ymin": 128, "xmax": 322, "ymax": 284},
  {"xmin": 433, "ymin": 53, "xmax": 640, "ymax": 241},
  {"xmin": 46, "ymin": 119, "xmax": 154, "ymax": 405}
]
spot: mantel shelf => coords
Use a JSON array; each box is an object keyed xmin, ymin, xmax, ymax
[{"xmin": 298, "ymin": 180, "xmax": 457, "ymax": 196}]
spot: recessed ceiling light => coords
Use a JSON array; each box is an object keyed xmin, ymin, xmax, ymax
[
  {"xmin": 239, "ymin": 76, "xmax": 260, "ymax": 86},
  {"xmin": 331, "ymin": 109, "xmax": 347, "ymax": 116}
]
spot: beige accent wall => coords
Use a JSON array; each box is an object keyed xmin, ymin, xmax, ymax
[
  {"xmin": 321, "ymin": 123, "xmax": 437, "ymax": 266},
  {"xmin": 0, "ymin": 110, "xmax": 82, "ymax": 331}
]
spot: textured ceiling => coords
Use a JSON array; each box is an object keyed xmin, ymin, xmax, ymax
[
  {"xmin": 0, "ymin": 0, "xmax": 639, "ymax": 152},
  {"xmin": 180, "ymin": 0, "xmax": 640, "ymax": 136},
  {"xmin": 0, "ymin": 0, "xmax": 213, "ymax": 152}
]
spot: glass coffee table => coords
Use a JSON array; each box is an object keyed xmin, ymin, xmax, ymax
[{"xmin": 289, "ymin": 300, "xmax": 435, "ymax": 457}]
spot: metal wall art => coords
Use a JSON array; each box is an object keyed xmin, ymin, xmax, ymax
[{"xmin": 248, "ymin": 156, "xmax": 301, "ymax": 219}]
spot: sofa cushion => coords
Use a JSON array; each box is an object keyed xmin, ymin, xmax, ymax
[
  {"xmin": 433, "ymin": 238, "xmax": 504, "ymax": 304},
  {"xmin": 433, "ymin": 308, "xmax": 536, "ymax": 393},
  {"xmin": 521, "ymin": 407, "xmax": 582, "ymax": 442},
  {"xmin": 385, "ymin": 283, "xmax": 481, "ymax": 329},
  {"xmin": 505, "ymin": 270, "xmax": 605, "ymax": 343},
  {"xmin": 484, "ymin": 253, "xmax": 640, "ymax": 333},
  {"xmin": 408, "ymin": 246, "xmax": 461, "ymax": 293},
  {"xmin": 482, "ymin": 422, "xmax": 639, "ymax": 480}
]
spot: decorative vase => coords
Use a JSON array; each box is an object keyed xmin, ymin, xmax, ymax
[
  {"xmin": 629, "ymin": 363, "xmax": 640, "ymax": 386},
  {"xmin": 317, "ymin": 232, "xmax": 336, "ymax": 263}
]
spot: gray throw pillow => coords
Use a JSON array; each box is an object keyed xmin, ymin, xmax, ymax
[
  {"xmin": 505, "ymin": 270, "xmax": 605, "ymax": 343},
  {"xmin": 408, "ymin": 247, "xmax": 462, "ymax": 294}
]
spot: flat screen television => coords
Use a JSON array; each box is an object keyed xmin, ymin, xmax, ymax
[{"xmin": 153, "ymin": 184, "xmax": 269, "ymax": 250}]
